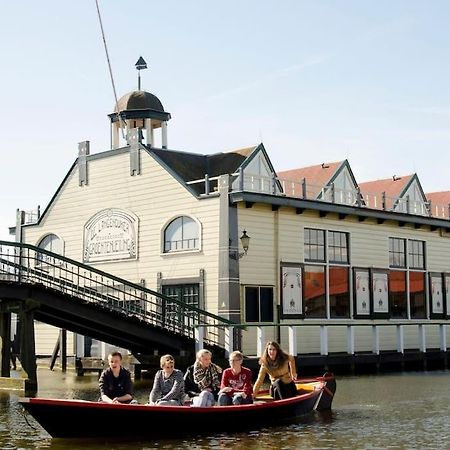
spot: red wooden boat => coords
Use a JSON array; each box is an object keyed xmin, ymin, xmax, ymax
[{"xmin": 19, "ymin": 374, "xmax": 336, "ymax": 438}]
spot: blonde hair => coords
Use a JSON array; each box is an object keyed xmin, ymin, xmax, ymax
[
  {"xmin": 229, "ymin": 350, "xmax": 243, "ymax": 361},
  {"xmin": 196, "ymin": 349, "xmax": 212, "ymax": 361},
  {"xmin": 159, "ymin": 354, "xmax": 175, "ymax": 368}
]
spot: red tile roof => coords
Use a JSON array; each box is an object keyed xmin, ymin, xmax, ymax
[
  {"xmin": 277, "ymin": 161, "xmax": 343, "ymax": 198},
  {"xmin": 358, "ymin": 175, "xmax": 413, "ymax": 210},
  {"xmin": 425, "ymin": 191, "xmax": 450, "ymax": 218}
]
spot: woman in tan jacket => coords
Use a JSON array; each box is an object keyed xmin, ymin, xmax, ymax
[{"xmin": 253, "ymin": 341, "xmax": 298, "ymax": 400}]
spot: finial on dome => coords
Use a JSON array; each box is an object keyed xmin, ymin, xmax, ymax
[{"xmin": 135, "ymin": 56, "xmax": 148, "ymax": 90}]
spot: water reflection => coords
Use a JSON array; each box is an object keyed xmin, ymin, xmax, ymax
[{"xmin": 1, "ymin": 369, "xmax": 450, "ymax": 449}]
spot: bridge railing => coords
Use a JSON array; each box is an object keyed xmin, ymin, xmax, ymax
[{"xmin": 0, "ymin": 240, "xmax": 231, "ymax": 347}]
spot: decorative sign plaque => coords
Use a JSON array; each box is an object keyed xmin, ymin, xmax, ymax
[
  {"xmin": 83, "ymin": 209, "xmax": 138, "ymax": 263},
  {"xmin": 372, "ymin": 271, "xmax": 389, "ymax": 314},
  {"xmin": 430, "ymin": 275, "xmax": 444, "ymax": 315},
  {"xmin": 281, "ymin": 265, "xmax": 303, "ymax": 316},
  {"xmin": 355, "ymin": 269, "xmax": 370, "ymax": 316}
]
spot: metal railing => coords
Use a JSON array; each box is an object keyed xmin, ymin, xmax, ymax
[
  {"xmin": 0, "ymin": 240, "xmax": 231, "ymax": 347},
  {"xmin": 194, "ymin": 321, "xmax": 449, "ymax": 357},
  {"xmin": 187, "ymin": 171, "xmax": 450, "ymax": 220}
]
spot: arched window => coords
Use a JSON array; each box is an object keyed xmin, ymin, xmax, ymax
[
  {"xmin": 164, "ymin": 216, "xmax": 199, "ymax": 252},
  {"xmin": 37, "ymin": 234, "xmax": 64, "ymax": 264}
]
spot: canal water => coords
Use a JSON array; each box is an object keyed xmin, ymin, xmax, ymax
[{"xmin": 1, "ymin": 368, "xmax": 449, "ymax": 449}]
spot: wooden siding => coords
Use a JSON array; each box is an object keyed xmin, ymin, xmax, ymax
[{"xmin": 23, "ymin": 150, "xmax": 221, "ymax": 353}]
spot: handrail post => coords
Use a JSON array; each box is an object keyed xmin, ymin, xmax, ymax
[
  {"xmin": 320, "ymin": 325, "xmax": 328, "ymax": 356},
  {"xmin": 418, "ymin": 324, "xmax": 426, "ymax": 352},
  {"xmin": 439, "ymin": 324, "xmax": 447, "ymax": 351},
  {"xmin": 256, "ymin": 326, "xmax": 265, "ymax": 357},
  {"xmin": 302, "ymin": 178, "xmax": 307, "ymax": 199},
  {"xmin": 239, "ymin": 167, "xmax": 244, "ymax": 191},
  {"xmin": 224, "ymin": 326, "xmax": 234, "ymax": 358},
  {"xmin": 396, "ymin": 325, "xmax": 404, "ymax": 354},
  {"xmin": 204, "ymin": 174, "xmax": 210, "ymax": 195},
  {"xmin": 194, "ymin": 326, "xmax": 204, "ymax": 353},
  {"xmin": 356, "ymin": 187, "xmax": 362, "ymax": 207},
  {"xmin": 288, "ymin": 326, "xmax": 297, "ymax": 356},
  {"xmin": 382, "ymin": 192, "xmax": 386, "ymax": 210},
  {"xmin": 347, "ymin": 325, "xmax": 354, "ymax": 355},
  {"xmin": 372, "ymin": 325, "xmax": 380, "ymax": 355}
]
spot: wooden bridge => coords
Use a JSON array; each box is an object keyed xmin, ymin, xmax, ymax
[{"xmin": 0, "ymin": 240, "xmax": 231, "ymax": 391}]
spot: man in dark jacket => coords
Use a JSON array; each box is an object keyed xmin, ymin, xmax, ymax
[{"xmin": 99, "ymin": 351, "xmax": 134, "ymax": 404}]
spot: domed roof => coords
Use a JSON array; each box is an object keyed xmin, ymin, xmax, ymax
[{"xmin": 115, "ymin": 90, "xmax": 165, "ymax": 113}]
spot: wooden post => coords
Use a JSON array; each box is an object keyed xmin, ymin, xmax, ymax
[
  {"xmin": 396, "ymin": 325, "xmax": 404, "ymax": 354},
  {"xmin": 19, "ymin": 307, "xmax": 37, "ymax": 391},
  {"xmin": 61, "ymin": 329, "xmax": 67, "ymax": 372},
  {"xmin": 0, "ymin": 312, "xmax": 12, "ymax": 377},
  {"xmin": 320, "ymin": 325, "xmax": 328, "ymax": 356},
  {"xmin": 347, "ymin": 325, "xmax": 355, "ymax": 355},
  {"xmin": 440, "ymin": 324, "xmax": 447, "ymax": 352},
  {"xmin": 288, "ymin": 326, "xmax": 297, "ymax": 356},
  {"xmin": 372, "ymin": 325, "xmax": 380, "ymax": 355},
  {"xmin": 257, "ymin": 327, "xmax": 265, "ymax": 357},
  {"xmin": 194, "ymin": 327, "xmax": 204, "ymax": 353}
]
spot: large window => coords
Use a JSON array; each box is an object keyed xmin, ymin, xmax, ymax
[
  {"xmin": 304, "ymin": 228, "xmax": 325, "ymax": 262},
  {"xmin": 328, "ymin": 231, "xmax": 349, "ymax": 264},
  {"xmin": 329, "ymin": 266, "xmax": 350, "ymax": 317},
  {"xmin": 164, "ymin": 216, "xmax": 199, "ymax": 252},
  {"xmin": 245, "ymin": 287, "xmax": 274, "ymax": 322},
  {"xmin": 388, "ymin": 237, "xmax": 426, "ymax": 319},
  {"xmin": 37, "ymin": 234, "xmax": 64, "ymax": 265},
  {"xmin": 409, "ymin": 272, "xmax": 426, "ymax": 318},
  {"xmin": 303, "ymin": 228, "xmax": 350, "ymax": 318},
  {"xmin": 408, "ymin": 240, "xmax": 425, "ymax": 269},
  {"xmin": 389, "ymin": 238, "xmax": 406, "ymax": 268},
  {"xmin": 388, "ymin": 271, "xmax": 407, "ymax": 318},
  {"xmin": 304, "ymin": 266, "xmax": 326, "ymax": 318}
]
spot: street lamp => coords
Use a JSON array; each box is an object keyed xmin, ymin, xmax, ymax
[{"xmin": 230, "ymin": 230, "xmax": 250, "ymax": 260}]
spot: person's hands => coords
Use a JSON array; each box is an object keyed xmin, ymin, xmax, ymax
[{"xmin": 219, "ymin": 387, "xmax": 232, "ymax": 394}]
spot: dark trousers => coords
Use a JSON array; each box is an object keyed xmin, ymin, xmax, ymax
[{"xmin": 270, "ymin": 379, "xmax": 297, "ymax": 400}]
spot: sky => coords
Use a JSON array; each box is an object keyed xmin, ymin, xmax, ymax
[{"xmin": 1, "ymin": 0, "xmax": 450, "ymax": 241}]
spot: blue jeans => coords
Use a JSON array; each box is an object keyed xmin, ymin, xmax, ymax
[
  {"xmin": 192, "ymin": 390, "xmax": 215, "ymax": 407},
  {"xmin": 218, "ymin": 392, "xmax": 253, "ymax": 406}
]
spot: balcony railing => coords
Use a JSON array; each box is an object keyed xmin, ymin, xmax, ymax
[{"xmin": 187, "ymin": 171, "xmax": 450, "ymax": 220}]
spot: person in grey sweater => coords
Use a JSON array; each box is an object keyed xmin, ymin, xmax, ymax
[{"xmin": 149, "ymin": 354, "xmax": 185, "ymax": 406}]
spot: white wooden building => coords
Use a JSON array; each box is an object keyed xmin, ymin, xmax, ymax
[{"xmin": 13, "ymin": 86, "xmax": 450, "ymax": 359}]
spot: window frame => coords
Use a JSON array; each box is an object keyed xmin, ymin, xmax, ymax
[
  {"xmin": 244, "ymin": 285, "xmax": 274, "ymax": 323},
  {"xmin": 162, "ymin": 215, "xmax": 201, "ymax": 254}
]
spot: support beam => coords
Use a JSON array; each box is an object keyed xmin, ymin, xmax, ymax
[
  {"xmin": 288, "ymin": 326, "xmax": 297, "ymax": 356},
  {"xmin": 372, "ymin": 325, "xmax": 380, "ymax": 355},
  {"xmin": 19, "ymin": 308, "xmax": 37, "ymax": 391},
  {"xmin": 320, "ymin": 326, "xmax": 328, "ymax": 356},
  {"xmin": 347, "ymin": 325, "xmax": 355, "ymax": 355},
  {"xmin": 440, "ymin": 324, "xmax": 447, "ymax": 352},
  {"xmin": 396, "ymin": 325, "xmax": 404, "ymax": 354},
  {"xmin": 0, "ymin": 312, "xmax": 11, "ymax": 377},
  {"xmin": 257, "ymin": 327, "xmax": 266, "ymax": 357}
]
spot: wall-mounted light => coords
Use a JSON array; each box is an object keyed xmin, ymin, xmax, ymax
[{"xmin": 230, "ymin": 230, "xmax": 250, "ymax": 260}]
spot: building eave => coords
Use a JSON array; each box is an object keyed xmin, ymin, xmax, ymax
[{"xmin": 229, "ymin": 191, "xmax": 450, "ymax": 231}]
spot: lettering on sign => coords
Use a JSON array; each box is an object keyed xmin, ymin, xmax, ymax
[{"xmin": 83, "ymin": 209, "xmax": 138, "ymax": 263}]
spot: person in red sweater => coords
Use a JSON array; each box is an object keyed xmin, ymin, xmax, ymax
[{"xmin": 218, "ymin": 350, "xmax": 253, "ymax": 406}]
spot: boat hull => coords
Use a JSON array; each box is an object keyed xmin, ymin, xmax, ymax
[{"xmin": 19, "ymin": 376, "xmax": 335, "ymax": 438}]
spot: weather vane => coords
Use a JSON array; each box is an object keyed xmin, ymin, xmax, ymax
[{"xmin": 135, "ymin": 56, "xmax": 148, "ymax": 90}]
